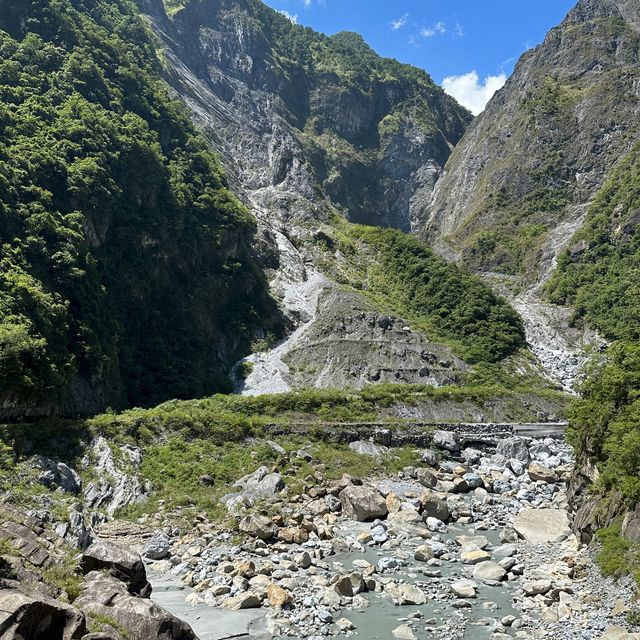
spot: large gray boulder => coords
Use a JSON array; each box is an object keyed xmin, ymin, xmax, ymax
[
  {"xmin": 31, "ymin": 455, "xmax": 82, "ymax": 494},
  {"xmin": 0, "ymin": 588, "xmax": 86, "ymax": 639},
  {"xmin": 432, "ymin": 430, "xmax": 458, "ymax": 453},
  {"xmin": 513, "ymin": 508, "xmax": 571, "ymax": 544},
  {"xmin": 141, "ymin": 532, "xmax": 170, "ymax": 560},
  {"xmin": 230, "ymin": 466, "xmax": 285, "ymax": 506},
  {"xmin": 339, "ymin": 486, "xmax": 388, "ymax": 521},
  {"xmin": 419, "ymin": 490, "xmax": 449, "ymax": 522},
  {"xmin": 81, "ymin": 541, "xmax": 151, "ymax": 597},
  {"xmin": 496, "ymin": 437, "xmax": 530, "ymax": 464},
  {"xmin": 239, "ymin": 515, "xmax": 277, "ymax": 540},
  {"xmin": 75, "ymin": 571, "xmax": 196, "ymax": 640},
  {"xmin": 348, "ymin": 440, "xmax": 388, "ymax": 457}
]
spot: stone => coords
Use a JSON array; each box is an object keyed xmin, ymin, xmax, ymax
[
  {"xmin": 522, "ymin": 579, "xmax": 552, "ymax": 596},
  {"xmin": 451, "ymin": 580, "xmax": 477, "ymax": 598},
  {"xmin": 513, "ymin": 509, "xmax": 571, "ymax": 544},
  {"xmin": 31, "ymin": 455, "xmax": 82, "ymax": 494},
  {"xmin": 462, "ymin": 473, "xmax": 484, "ymax": 489},
  {"xmin": 141, "ymin": 532, "xmax": 170, "ymax": 560},
  {"xmin": 420, "ymin": 450, "xmax": 438, "ymax": 465},
  {"xmin": 0, "ymin": 588, "xmax": 87, "ymax": 639},
  {"xmin": 611, "ymin": 600, "xmax": 630, "ymax": 617},
  {"xmin": 497, "ymin": 437, "xmax": 530, "ymax": 463},
  {"xmin": 81, "ymin": 541, "xmax": 151, "ymax": 597},
  {"xmin": 528, "ymin": 463, "xmax": 558, "ymax": 483},
  {"xmin": 460, "ymin": 547, "xmax": 491, "ymax": 564},
  {"xmin": 222, "ymin": 593, "xmax": 261, "ymax": 610},
  {"xmin": 392, "ymin": 623, "xmax": 417, "ymax": 639},
  {"xmin": 348, "ymin": 441, "xmax": 388, "ymax": 457},
  {"xmin": 414, "ymin": 545, "xmax": 433, "ymax": 562},
  {"xmin": 234, "ymin": 466, "xmax": 285, "ymax": 502},
  {"xmin": 433, "ymin": 430, "xmax": 458, "ymax": 452},
  {"xmin": 601, "ymin": 627, "xmax": 640, "ymax": 640},
  {"xmin": 336, "ymin": 618, "xmax": 356, "ymax": 632},
  {"xmin": 386, "ymin": 584, "xmax": 427, "ymax": 606},
  {"xmin": 239, "ymin": 515, "xmax": 277, "ymax": 541},
  {"xmin": 416, "ymin": 468, "xmax": 437, "ymax": 488},
  {"xmin": 339, "ymin": 486, "xmax": 388, "ymax": 522},
  {"xmin": 333, "ymin": 576, "xmax": 354, "ymax": 597},
  {"xmin": 472, "ymin": 561, "xmax": 506, "ymax": 582},
  {"xmin": 266, "ymin": 584, "xmax": 291, "ymax": 607},
  {"xmin": 75, "ymin": 571, "xmax": 196, "ymax": 639},
  {"xmin": 419, "ymin": 490, "xmax": 449, "ymax": 522},
  {"xmin": 455, "ymin": 535, "xmax": 489, "ymax": 550}
]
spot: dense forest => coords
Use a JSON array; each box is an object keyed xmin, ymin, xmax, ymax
[{"xmin": 0, "ymin": 0, "xmax": 280, "ymax": 415}]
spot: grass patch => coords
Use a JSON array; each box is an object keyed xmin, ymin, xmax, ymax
[
  {"xmin": 41, "ymin": 551, "xmax": 83, "ymax": 602},
  {"xmin": 596, "ymin": 524, "xmax": 640, "ymax": 585}
]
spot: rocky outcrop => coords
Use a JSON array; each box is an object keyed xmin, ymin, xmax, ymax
[
  {"xmin": 74, "ymin": 572, "xmax": 196, "ymax": 640},
  {"xmin": 421, "ymin": 0, "xmax": 640, "ymax": 274},
  {"xmin": 81, "ymin": 542, "xmax": 152, "ymax": 597},
  {"xmin": 147, "ymin": 0, "xmax": 470, "ymax": 233}
]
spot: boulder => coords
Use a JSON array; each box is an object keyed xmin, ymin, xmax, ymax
[
  {"xmin": 601, "ymin": 627, "xmax": 640, "ymax": 640},
  {"xmin": 419, "ymin": 490, "xmax": 449, "ymax": 522},
  {"xmin": 31, "ymin": 455, "xmax": 82, "ymax": 494},
  {"xmin": 416, "ymin": 468, "xmax": 437, "ymax": 488},
  {"xmin": 432, "ymin": 430, "xmax": 458, "ymax": 452},
  {"xmin": 414, "ymin": 545, "xmax": 433, "ymax": 562},
  {"xmin": 386, "ymin": 583, "xmax": 427, "ymax": 606},
  {"xmin": 348, "ymin": 441, "xmax": 388, "ymax": 457},
  {"xmin": 450, "ymin": 580, "xmax": 477, "ymax": 598},
  {"xmin": 528, "ymin": 463, "xmax": 558, "ymax": 484},
  {"xmin": 81, "ymin": 541, "xmax": 151, "ymax": 597},
  {"xmin": 266, "ymin": 584, "xmax": 291, "ymax": 607},
  {"xmin": 513, "ymin": 509, "xmax": 571, "ymax": 544},
  {"xmin": 392, "ymin": 623, "xmax": 417, "ymax": 639},
  {"xmin": 460, "ymin": 547, "xmax": 491, "ymax": 564},
  {"xmin": 523, "ymin": 579, "xmax": 552, "ymax": 596},
  {"xmin": 339, "ymin": 486, "xmax": 387, "ymax": 522},
  {"xmin": 233, "ymin": 466, "xmax": 285, "ymax": 503},
  {"xmin": 333, "ymin": 576, "xmax": 354, "ymax": 597},
  {"xmin": 222, "ymin": 593, "xmax": 261, "ymax": 610},
  {"xmin": 75, "ymin": 571, "xmax": 196, "ymax": 640},
  {"xmin": 472, "ymin": 561, "xmax": 506, "ymax": 582},
  {"xmin": 0, "ymin": 588, "xmax": 87, "ymax": 639},
  {"xmin": 420, "ymin": 450, "xmax": 438, "ymax": 465},
  {"xmin": 496, "ymin": 437, "xmax": 530, "ymax": 464},
  {"xmin": 141, "ymin": 532, "xmax": 170, "ymax": 560},
  {"xmin": 239, "ymin": 515, "xmax": 277, "ymax": 541}
]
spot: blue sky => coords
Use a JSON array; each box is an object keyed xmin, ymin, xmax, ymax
[{"xmin": 262, "ymin": 0, "xmax": 577, "ymax": 114}]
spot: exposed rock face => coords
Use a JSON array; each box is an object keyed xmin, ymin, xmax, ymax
[
  {"xmin": 145, "ymin": 0, "xmax": 470, "ymax": 233},
  {"xmin": 75, "ymin": 572, "xmax": 196, "ymax": 640},
  {"xmin": 421, "ymin": 0, "xmax": 640, "ymax": 273},
  {"xmin": 81, "ymin": 542, "xmax": 152, "ymax": 597},
  {"xmin": 83, "ymin": 437, "xmax": 147, "ymax": 516}
]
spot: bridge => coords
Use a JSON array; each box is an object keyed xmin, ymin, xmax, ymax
[{"xmin": 263, "ymin": 421, "xmax": 568, "ymax": 448}]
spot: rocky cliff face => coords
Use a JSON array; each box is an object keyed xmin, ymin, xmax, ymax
[
  {"xmin": 144, "ymin": 0, "xmax": 471, "ymax": 232},
  {"xmin": 421, "ymin": 0, "xmax": 640, "ymax": 278}
]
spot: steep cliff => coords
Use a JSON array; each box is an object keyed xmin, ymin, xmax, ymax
[
  {"xmin": 421, "ymin": 0, "xmax": 640, "ymax": 278},
  {"xmin": 0, "ymin": 0, "xmax": 283, "ymax": 417},
  {"xmin": 145, "ymin": 0, "xmax": 471, "ymax": 232}
]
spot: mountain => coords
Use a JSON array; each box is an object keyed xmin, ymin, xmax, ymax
[
  {"xmin": 0, "ymin": 0, "xmax": 283, "ymax": 417},
  {"xmin": 0, "ymin": 0, "xmax": 532, "ymax": 417},
  {"xmin": 143, "ymin": 0, "xmax": 471, "ymax": 232},
  {"xmin": 421, "ymin": 0, "xmax": 640, "ymax": 279}
]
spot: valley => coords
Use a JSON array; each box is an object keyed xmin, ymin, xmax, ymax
[{"xmin": 0, "ymin": 0, "xmax": 639, "ymax": 639}]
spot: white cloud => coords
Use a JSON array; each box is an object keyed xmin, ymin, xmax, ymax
[
  {"xmin": 278, "ymin": 9, "xmax": 298, "ymax": 23},
  {"xmin": 422, "ymin": 21, "xmax": 446, "ymax": 38},
  {"xmin": 442, "ymin": 71, "xmax": 507, "ymax": 115},
  {"xmin": 453, "ymin": 22, "xmax": 465, "ymax": 37},
  {"xmin": 302, "ymin": 0, "xmax": 311, "ymax": 7},
  {"xmin": 391, "ymin": 13, "xmax": 409, "ymax": 31}
]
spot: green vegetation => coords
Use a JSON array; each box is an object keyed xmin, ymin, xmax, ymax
[
  {"xmin": 0, "ymin": 0, "xmax": 279, "ymax": 414},
  {"xmin": 88, "ymin": 614, "xmax": 130, "ymax": 639},
  {"xmin": 41, "ymin": 550, "xmax": 83, "ymax": 602},
  {"xmin": 569, "ymin": 342, "xmax": 640, "ymax": 502},
  {"xmin": 595, "ymin": 524, "xmax": 640, "ymax": 585},
  {"xmin": 324, "ymin": 224, "xmax": 526, "ymax": 363},
  {"xmin": 548, "ymin": 144, "xmax": 640, "ymax": 341},
  {"xmin": 119, "ymin": 434, "xmax": 420, "ymax": 522}
]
